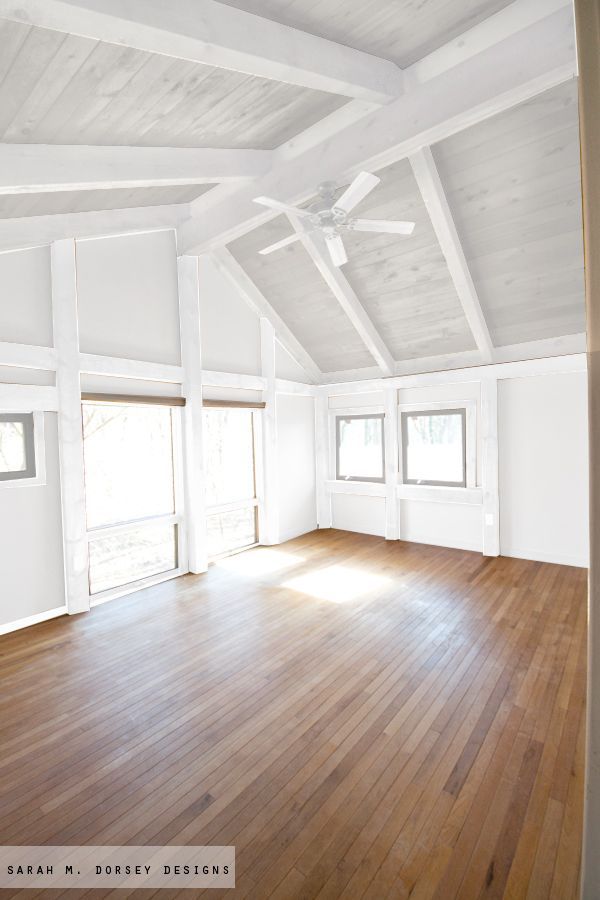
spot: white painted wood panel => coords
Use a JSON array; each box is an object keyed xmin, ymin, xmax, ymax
[
  {"xmin": 0, "ymin": 21, "xmax": 345, "ymax": 149},
  {"xmin": 0, "ymin": 185, "xmax": 210, "ymax": 218},
  {"xmin": 228, "ymin": 218, "xmax": 375, "ymax": 373},
  {"xmin": 433, "ymin": 80, "xmax": 584, "ymax": 347}
]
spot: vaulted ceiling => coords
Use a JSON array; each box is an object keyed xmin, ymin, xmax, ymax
[{"xmin": 0, "ymin": 0, "xmax": 585, "ymax": 382}]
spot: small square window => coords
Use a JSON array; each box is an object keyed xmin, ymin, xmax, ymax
[
  {"xmin": 0, "ymin": 413, "xmax": 36, "ymax": 482},
  {"xmin": 401, "ymin": 409, "xmax": 466, "ymax": 487},
  {"xmin": 336, "ymin": 414, "xmax": 385, "ymax": 482}
]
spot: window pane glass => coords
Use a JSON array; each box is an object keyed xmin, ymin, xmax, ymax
[
  {"xmin": 206, "ymin": 507, "xmax": 256, "ymax": 559},
  {"xmin": 337, "ymin": 416, "xmax": 384, "ymax": 481},
  {"xmin": 82, "ymin": 403, "xmax": 175, "ymax": 528},
  {"xmin": 404, "ymin": 412, "xmax": 465, "ymax": 485},
  {"xmin": 88, "ymin": 523, "xmax": 177, "ymax": 594},
  {"xmin": 0, "ymin": 421, "xmax": 26, "ymax": 473},
  {"xmin": 202, "ymin": 409, "xmax": 255, "ymax": 506}
]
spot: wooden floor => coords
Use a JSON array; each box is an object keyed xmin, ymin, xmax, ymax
[{"xmin": 0, "ymin": 530, "xmax": 587, "ymax": 899}]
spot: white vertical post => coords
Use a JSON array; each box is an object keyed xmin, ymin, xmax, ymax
[
  {"xmin": 384, "ymin": 385, "xmax": 399, "ymax": 540},
  {"xmin": 178, "ymin": 255, "xmax": 208, "ymax": 574},
  {"xmin": 260, "ymin": 317, "xmax": 279, "ymax": 545},
  {"xmin": 481, "ymin": 377, "xmax": 500, "ymax": 556},
  {"xmin": 51, "ymin": 238, "xmax": 89, "ymax": 614},
  {"xmin": 315, "ymin": 392, "xmax": 332, "ymax": 529}
]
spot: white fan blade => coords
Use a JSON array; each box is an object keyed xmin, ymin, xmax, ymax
[
  {"xmin": 253, "ymin": 196, "xmax": 311, "ymax": 218},
  {"xmin": 334, "ymin": 172, "xmax": 380, "ymax": 214},
  {"xmin": 349, "ymin": 218, "xmax": 415, "ymax": 235},
  {"xmin": 325, "ymin": 233, "xmax": 348, "ymax": 267},
  {"xmin": 258, "ymin": 233, "xmax": 301, "ymax": 255}
]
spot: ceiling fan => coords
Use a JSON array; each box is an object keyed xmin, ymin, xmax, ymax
[{"xmin": 253, "ymin": 171, "xmax": 415, "ymax": 268}]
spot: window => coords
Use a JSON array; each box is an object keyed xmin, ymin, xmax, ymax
[
  {"xmin": 335, "ymin": 414, "xmax": 385, "ymax": 482},
  {"xmin": 401, "ymin": 409, "xmax": 466, "ymax": 487},
  {"xmin": 202, "ymin": 407, "xmax": 259, "ymax": 559},
  {"xmin": 0, "ymin": 412, "xmax": 44, "ymax": 485},
  {"xmin": 82, "ymin": 401, "xmax": 182, "ymax": 597}
]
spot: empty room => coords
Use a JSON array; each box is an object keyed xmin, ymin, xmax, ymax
[{"xmin": 0, "ymin": 0, "xmax": 599, "ymax": 897}]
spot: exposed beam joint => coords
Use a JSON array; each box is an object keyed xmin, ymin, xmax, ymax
[
  {"xmin": 178, "ymin": 6, "xmax": 576, "ymax": 254},
  {"xmin": 409, "ymin": 147, "xmax": 494, "ymax": 361},
  {"xmin": 290, "ymin": 221, "xmax": 394, "ymax": 376},
  {"xmin": 0, "ymin": 0, "xmax": 405, "ymax": 103},
  {"xmin": 210, "ymin": 247, "xmax": 322, "ymax": 384},
  {"xmin": 0, "ymin": 144, "xmax": 273, "ymax": 195}
]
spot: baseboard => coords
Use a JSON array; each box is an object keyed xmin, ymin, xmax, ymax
[
  {"xmin": 501, "ymin": 546, "xmax": 589, "ymax": 568},
  {"xmin": 0, "ymin": 605, "xmax": 68, "ymax": 636}
]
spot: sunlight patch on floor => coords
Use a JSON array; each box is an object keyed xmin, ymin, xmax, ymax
[
  {"xmin": 282, "ymin": 564, "xmax": 390, "ymax": 603},
  {"xmin": 216, "ymin": 548, "xmax": 305, "ymax": 577}
]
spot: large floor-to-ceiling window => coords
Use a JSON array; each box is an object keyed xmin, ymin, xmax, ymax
[
  {"xmin": 82, "ymin": 398, "xmax": 185, "ymax": 599},
  {"xmin": 202, "ymin": 406, "xmax": 260, "ymax": 559}
]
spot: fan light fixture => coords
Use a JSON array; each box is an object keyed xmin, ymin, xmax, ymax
[{"xmin": 253, "ymin": 171, "xmax": 415, "ymax": 268}]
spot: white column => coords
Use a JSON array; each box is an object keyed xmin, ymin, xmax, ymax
[
  {"xmin": 259, "ymin": 317, "xmax": 279, "ymax": 545},
  {"xmin": 481, "ymin": 377, "xmax": 500, "ymax": 556},
  {"xmin": 50, "ymin": 238, "xmax": 89, "ymax": 614},
  {"xmin": 178, "ymin": 255, "xmax": 208, "ymax": 574},
  {"xmin": 384, "ymin": 385, "xmax": 399, "ymax": 540},
  {"xmin": 315, "ymin": 392, "xmax": 332, "ymax": 529}
]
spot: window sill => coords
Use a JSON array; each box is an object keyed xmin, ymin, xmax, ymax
[
  {"xmin": 396, "ymin": 484, "xmax": 483, "ymax": 505},
  {"xmin": 325, "ymin": 480, "xmax": 386, "ymax": 497}
]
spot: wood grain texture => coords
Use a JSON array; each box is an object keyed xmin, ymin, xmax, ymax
[
  {"xmin": 218, "ymin": 0, "xmax": 513, "ymax": 68},
  {"xmin": 0, "ymin": 22, "xmax": 345, "ymax": 150},
  {"xmin": 433, "ymin": 80, "xmax": 585, "ymax": 348},
  {"xmin": 0, "ymin": 529, "xmax": 586, "ymax": 898}
]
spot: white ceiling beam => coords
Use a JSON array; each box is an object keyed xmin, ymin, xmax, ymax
[
  {"xmin": 0, "ymin": 144, "xmax": 273, "ymax": 195},
  {"xmin": 0, "ymin": 0, "xmax": 404, "ymax": 103},
  {"xmin": 210, "ymin": 247, "xmax": 322, "ymax": 384},
  {"xmin": 409, "ymin": 147, "xmax": 494, "ymax": 362},
  {"xmin": 407, "ymin": 0, "xmax": 571, "ymax": 85},
  {"xmin": 0, "ymin": 204, "xmax": 188, "ymax": 252},
  {"xmin": 178, "ymin": 6, "xmax": 576, "ymax": 254},
  {"xmin": 290, "ymin": 222, "xmax": 394, "ymax": 376}
]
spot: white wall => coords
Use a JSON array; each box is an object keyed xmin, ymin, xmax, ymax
[
  {"xmin": 0, "ymin": 414, "xmax": 66, "ymax": 628},
  {"xmin": 499, "ymin": 372, "xmax": 589, "ymax": 566},
  {"xmin": 325, "ymin": 369, "xmax": 589, "ymax": 566},
  {"xmin": 332, "ymin": 494, "xmax": 386, "ymax": 536},
  {"xmin": 198, "ymin": 254, "xmax": 261, "ymax": 376},
  {"xmin": 276, "ymin": 394, "xmax": 317, "ymax": 542},
  {"xmin": 76, "ymin": 230, "xmax": 181, "ymax": 365},
  {"xmin": 0, "ymin": 246, "xmax": 53, "ymax": 347}
]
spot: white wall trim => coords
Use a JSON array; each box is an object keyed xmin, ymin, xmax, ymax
[
  {"xmin": 315, "ymin": 395, "xmax": 332, "ymax": 528},
  {"xmin": 499, "ymin": 547, "xmax": 588, "ymax": 568},
  {"xmin": 259, "ymin": 318, "xmax": 279, "ymax": 545},
  {"xmin": 0, "ymin": 605, "xmax": 67, "ymax": 636},
  {"xmin": 202, "ymin": 369, "xmax": 266, "ymax": 391},
  {"xmin": 396, "ymin": 484, "xmax": 483, "ymax": 505},
  {"xmin": 481, "ymin": 378, "xmax": 500, "ymax": 556},
  {"xmin": 0, "ymin": 383, "xmax": 58, "ymax": 411},
  {"xmin": 51, "ymin": 238, "xmax": 90, "ymax": 615},
  {"xmin": 326, "ymin": 480, "xmax": 387, "ymax": 497},
  {"xmin": 79, "ymin": 353, "xmax": 184, "ymax": 383},
  {"xmin": 322, "ymin": 353, "xmax": 587, "ymax": 395},
  {"xmin": 0, "ymin": 341, "xmax": 56, "ymax": 370},
  {"xmin": 178, "ymin": 255, "xmax": 208, "ymax": 574}
]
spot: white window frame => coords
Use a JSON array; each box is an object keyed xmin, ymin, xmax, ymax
[
  {"xmin": 83, "ymin": 401, "xmax": 188, "ymax": 607},
  {"xmin": 204, "ymin": 407, "xmax": 261, "ymax": 559},
  {"xmin": 398, "ymin": 399, "xmax": 477, "ymax": 490},
  {"xmin": 329, "ymin": 405, "xmax": 386, "ymax": 484},
  {"xmin": 0, "ymin": 410, "xmax": 46, "ymax": 488}
]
